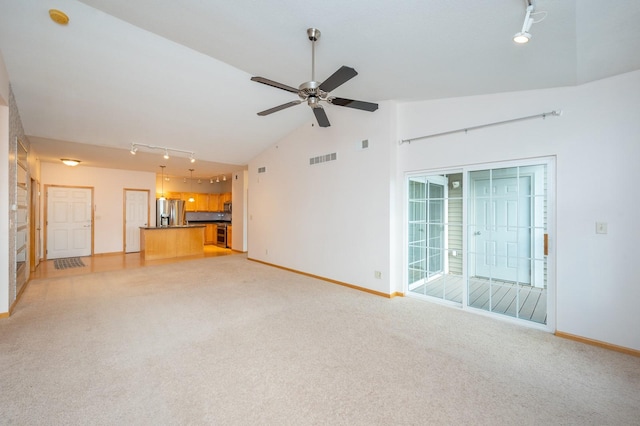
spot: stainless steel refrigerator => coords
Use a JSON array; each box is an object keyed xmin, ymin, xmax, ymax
[{"xmin": 156, "ymin": 199, "xmax": 185, "ymax": 227}]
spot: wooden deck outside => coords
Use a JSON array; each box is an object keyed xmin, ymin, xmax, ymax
[{"xmin": 410, "ymin": 274, "xmax": 547, "ymax": 324}]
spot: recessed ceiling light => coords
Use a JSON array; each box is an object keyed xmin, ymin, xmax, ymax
[
  {"xmin": 61, "ymin": 159, "xmax": 80, "ymax": 166},
  {"xmin": 49, "ymin": 9, "xmax": 69, "ymax": 26}
]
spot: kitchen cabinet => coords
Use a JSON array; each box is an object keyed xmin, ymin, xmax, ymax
[
  {"xmin": 208, "ymin": 193, "xmax": 220, "ymax": 211},
  {"xmin": 140, "ymin": 226, "xmax": 205, "ymax": 260},
  {"xmin": 182, "ymin": 193, "xmax": 197, "ymax": 211},
  {"xmin": 196, "ymin": 193, "xmax": 209, "ymax": 211},
  {"xmin": 204, "ymin": 224, "xmax": 217, "ymax": 245},
  {"xmin": 218, "ymin": 192, "xmax": 232, "ymax": 210}
]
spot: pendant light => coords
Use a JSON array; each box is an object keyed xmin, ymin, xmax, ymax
[
  {"xmin": 188, "ymin": 169, "xmax": 195, "ymax": 203},
  {"xmin": 159, "ymin": 165, "xmax": 166, "ymax": 199}
]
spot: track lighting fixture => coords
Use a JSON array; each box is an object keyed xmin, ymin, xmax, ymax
[
  {"xmin": 513, "ymin": 1, "xmax": 547, "ymax": 44},
  {"xmin": 223, "ymin": 175, "xmax": 227, "ymax": 181},
  {"xmin": 210, "ymin": 178, "xmax": 214, "ymax": 184},
  {"xmin": 129, "ymin": 143, "xmax": 196, "ymax": 163},
  {"xmin": 216, "ymin": 176, "xmax": 220, "ymax": 183}
]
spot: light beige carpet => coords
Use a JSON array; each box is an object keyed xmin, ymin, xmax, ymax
[{"xmin": 1, "ymin": 254, "xmax": 638, "ymax": 425}]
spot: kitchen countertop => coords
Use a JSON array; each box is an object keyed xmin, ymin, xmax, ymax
[{"xmin": 139, "ymin": 225, "xmax": 205, "ymax": 230}]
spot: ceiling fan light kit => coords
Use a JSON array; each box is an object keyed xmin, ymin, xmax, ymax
[{"xmin": 251, "ymin": 28, "xmax": 378, "ymax": 128}]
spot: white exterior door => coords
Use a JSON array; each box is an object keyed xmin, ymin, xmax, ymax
[
  {"xmin": 46, "ymin": 187, "xmax": 92, "ymax": 259},
  {"xmin": 125, "ymin": 190, "xmax": 149, "ymax": 253},
  {"xmin": 472, "ymin": 176, "xmax": 531, "ymax": 284}
]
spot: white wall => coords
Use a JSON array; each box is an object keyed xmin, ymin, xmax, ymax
[
  {"xmin": 397, "ymin": 70, "xmax": 640, "ymax": 350},
  {"xmin": 231, "ymin": 170, "xmax": 248, "ymax": 252},
  {"xmin": 40, "ymin": 162, "xmax": 156, "ymax": 255},
  {"xmin": 0, "ymin": 50, "xmax": 9, "ymax": 314},
  {"xmin": 248, "ymin": 101, "xmax": 397, "ymax": 294}
]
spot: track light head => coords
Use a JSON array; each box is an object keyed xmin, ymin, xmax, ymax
[
  {"xmin": 190, "ymin": 153, "xmax": 196, "ymax": 163},
  {"xmin": 130, "ymin": 144, "xmax": 137, "ymax": 155},
  {"xmin": 513, "ymin": 31, "xmax": 531, "ymax": 43},
  {"xmin": 163, "ymin": 149, "xmax": 170, "ymax": 160}
]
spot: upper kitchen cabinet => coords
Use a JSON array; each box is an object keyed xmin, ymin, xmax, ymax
[
  {"xmin": 218, "ymin": 192, "xmax": 231, "ymax": 210},
  {"xmin": 196, "ymin": 193, "xmax": 209, "ymax": 211},
  {"xmin": 208, "ymin": 194, "xmax": 220, "ymax": 211}
]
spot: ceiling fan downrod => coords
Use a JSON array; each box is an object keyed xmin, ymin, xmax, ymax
[{"xmin": 307, "ymin": 28, "xmax": 320, "ymax": 83}]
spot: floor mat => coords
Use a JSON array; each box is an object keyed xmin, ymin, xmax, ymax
[{"xmin": 53, "ymin": 257, "xmax": 86, "ymax": 270}]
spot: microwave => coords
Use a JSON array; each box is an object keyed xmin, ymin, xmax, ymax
[{"xmin": 223, "ymin": 202, "xmax": 232, "ymax": 213}]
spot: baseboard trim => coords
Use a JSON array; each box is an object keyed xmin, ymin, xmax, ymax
[
  {"xmin": 0, "ymin": 277, "xmax": 32, "ymax": 319},
  {"xmin": 248, "ymin": 258, "xmax": 401, "ymax": 299},
  {"xmin": 555, "ymin": 331, "xmax": 640, "ymax": 357},
  {"xmin": 93, "ymin": 251, "xmax": 125, "ymax": 257}
]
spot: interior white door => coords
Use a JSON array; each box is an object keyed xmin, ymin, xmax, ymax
[
  {"xmin": 46, "ymin": 187, "xmax": 92, "ymax": 259},
  {"xmin": 125, "ymin": 190, "xmax": 149, "ymax": 253},
  {"xmin": 473, "ymin": 176, "xmax": 531, "ymax": 284}
]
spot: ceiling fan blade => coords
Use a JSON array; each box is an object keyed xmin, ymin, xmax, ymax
[
  {"xmin": 251, "ymin": 76, "xmax": 299, "ymax": 93},
  {"xmin": 313, "ymin": 107, "xmax": 331, "ymax": 127},
  {"xmin": 330, "ymin": 97, "xmax": 379, "ymax": 112},
  {"xmin": 319, "ymin": 66, "xmax": 358, "ymax": 93},
  {"xmin": 257, "ymin": 100, "xmax": 302, "ymax": 116}
]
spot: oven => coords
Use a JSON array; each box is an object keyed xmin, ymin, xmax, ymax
[{"xmin": 216, "ymin": 223, "xmax": 227, "ymax": 248}]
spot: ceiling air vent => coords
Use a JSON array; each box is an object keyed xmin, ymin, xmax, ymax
[
  {"xmin": 258, "ymin": 166, "xmax": 267, "ymax": 173},
  {"xmin": 309, "ymin": 152, "xmax": 337, "ymax": 166}
]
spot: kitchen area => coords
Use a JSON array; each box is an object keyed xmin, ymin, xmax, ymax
[{"xmin": 140, "ymin": 184, "xmax": 236, "ymax": 260}]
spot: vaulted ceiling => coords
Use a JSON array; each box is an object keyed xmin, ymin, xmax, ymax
[{"xmin": 1, "ymin": 0, "xmax": 639, "ymax": 179}]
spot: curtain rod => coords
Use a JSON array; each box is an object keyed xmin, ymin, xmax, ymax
[{"xmin": 399, "ymin": 110, "xmax": 562, "ymax": 145}]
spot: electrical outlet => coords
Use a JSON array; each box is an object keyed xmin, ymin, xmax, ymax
[{"xmin": 374, "ymin": 271, "xmax": 382, "ymax": 279}]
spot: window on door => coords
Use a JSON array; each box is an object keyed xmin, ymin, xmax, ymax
[{"xmin": 406, "ymin": 160, "xmax": 552, "ymax": 327}]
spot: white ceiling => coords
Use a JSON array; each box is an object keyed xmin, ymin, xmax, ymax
[{"xmin": 1, "ymin": 0, "xmax": 639, "ymax": 179}]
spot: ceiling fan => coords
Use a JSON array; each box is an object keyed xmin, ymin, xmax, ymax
[{"xmin": 251, "ymin": 28, "xmax": 378, "ymax": 128}]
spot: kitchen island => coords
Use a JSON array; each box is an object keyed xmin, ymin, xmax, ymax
[{"xmin": 139, "ymin": 225, "xmax": 205, "ymax": 260}]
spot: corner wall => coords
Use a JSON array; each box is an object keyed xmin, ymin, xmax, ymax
[
  {"xmin": 0, "ymin": 50, "xmax": 9, "ymax": 314},
  {"xmin": 396, "ymin": 70, "xmax": 640, "ymax": 351},
  {"xmin": 248, "ymin": 101, "xmax": 397, "ymax": 294}
]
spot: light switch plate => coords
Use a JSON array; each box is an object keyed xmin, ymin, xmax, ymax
[{"xmin": 596, "ymin": 222, "xmax": 608, "ymax": 234}]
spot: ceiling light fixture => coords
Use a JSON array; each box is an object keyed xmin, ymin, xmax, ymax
[
  {"xmin": 210, "ymin": 178, "xmax": 214, "ymax": 184},
  {"xmin": 49, "ymin": 9, "xmax": 69, "ymax": 26},
  {"xmin": 216, "ymin": 176, "xmax": 220, "ymax": 183},
  {"xmin": 129, "ymin": 143, "xmax": 195, "ymax": 163},
  {"xmin": 223, "ymin": 175, "xmax": 227, "ymax": 181},
  {"xmin": 61, "ymin": 159, "xmax": 81, "ymax": 166},
  {"xmin": 513, "ymin": 1, "xmax": 547, "ymax": 44},
  {"xmin": 188, "ymin": 169, "xmax": 195, "ymax": 203}
]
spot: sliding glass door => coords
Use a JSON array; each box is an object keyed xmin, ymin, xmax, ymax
[{"xmin": 406, "ymin": 159, "xmax": 553, "ymax": 327}]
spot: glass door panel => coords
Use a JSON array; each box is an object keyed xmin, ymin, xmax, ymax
[{"xmin": 407, "ymin": 173, "xmax": 462, "ymax": 304}]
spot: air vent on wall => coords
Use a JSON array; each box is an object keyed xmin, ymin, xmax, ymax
[
  {"xmin": 258, "ymin": 166, "xmax": 267, "ymax": 173},
  {"xmin": 309, "ymin": 152, "xmax": 337, "ymax": 166}
]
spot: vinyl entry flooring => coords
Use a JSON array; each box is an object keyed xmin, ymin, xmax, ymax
[
  {"xmin": 31, "ymin": 245, "xmax": 236, "ymax": 280},
  {"xmin": 410, "ymin": 274, "xmax": 547, "ymax": 324}
]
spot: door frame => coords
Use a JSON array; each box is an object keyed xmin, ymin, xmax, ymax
[
  {"xmin": 123, "ymin": 188, "xmax": 150, "ymax": 253},
  {"xmin": 43, "ymin": 185, "xmax": 94, "ymax": 260}
]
